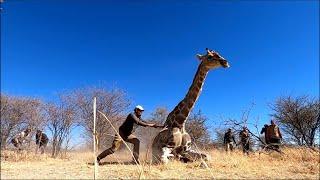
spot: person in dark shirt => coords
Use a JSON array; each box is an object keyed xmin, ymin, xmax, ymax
[
  {"xmin": 36, "ymin": 130, "xmax": 49, "ymax": 154},
  {"xmin": 239, "ymin": 127, "xmax": 250, "ymax": 155},
  {"xmin": 97, "ymin": 105, "xmax": 163, "ymax": 164},
  {"xmin": 224, "ymin": 128, "xmax": 236, "ymax": 152},
  {"xmin": 261, "ymin": 120, "xmax": 282, "ymax": 151}
]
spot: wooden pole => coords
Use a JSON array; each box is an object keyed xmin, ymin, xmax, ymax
[{"xmin": 93, "ymin": 97, "xmax": 98, "ymax": 179}]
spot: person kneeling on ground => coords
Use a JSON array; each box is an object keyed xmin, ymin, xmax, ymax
[
  {"xmin": 11, "ymin": 128, "xmax": 32, "ymax": 151},
  {"xmin": 97, "ymin": 105, "xmax": 163, "ymax": 165},
  {"xmin": 36, "ymin": 130, "xmax": 49, "ymax": 154}
]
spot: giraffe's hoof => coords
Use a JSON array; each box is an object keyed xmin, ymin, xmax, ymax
[
  {"xmin": 161, "ymin": 157, "xmax": 169, "ymax": 164},
  {"xmin": 203, "ymin": 154, "xmax": 211, "ymax": 161}
]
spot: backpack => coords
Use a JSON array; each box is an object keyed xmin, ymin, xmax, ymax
[{"xmin": 267, "ymin": 125, "xmax": 280, "ymax": 139}]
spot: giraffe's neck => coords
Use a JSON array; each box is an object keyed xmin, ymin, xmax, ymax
[{"xmin": 165, "ymin": 62, "xmax": 209, "ymax": 128}]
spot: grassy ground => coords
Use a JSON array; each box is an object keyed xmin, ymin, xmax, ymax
[{"xmin": 1, "ymin": 147, "xmax": 319, "ymax": 179}]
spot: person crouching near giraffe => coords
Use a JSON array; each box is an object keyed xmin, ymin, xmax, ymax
[
  {"xmin": 11, "ymin": 128, "xmax": 32, "ymax": 152},
  {"xmin": 35, "ymin": 130, "xmax": 49, "ymax": 154},
  {"xmin": 97, "ymin": 105, "xmax": 164, "ymax": 165},
  {"xmin": 224, "ymin": 128, "xmax": 236, "ymax": 152}
]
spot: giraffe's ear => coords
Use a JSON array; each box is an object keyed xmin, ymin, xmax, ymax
[{"xmin": 196, "ymin": 54, "xmax": 203, "ymax": 61}]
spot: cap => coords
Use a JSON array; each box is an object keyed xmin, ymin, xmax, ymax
[{"xmin": 135, "ymin": 105, "xmax": 144, "ymax": 111}]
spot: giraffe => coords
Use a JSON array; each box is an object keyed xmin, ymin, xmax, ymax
[{"xmin": 152, "ymin": 48, "xmax": 230, "ymax": 164}]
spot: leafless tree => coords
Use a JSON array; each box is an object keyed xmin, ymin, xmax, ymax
[
  {"xmin": 220, "ymin": 104, "xmax": 262, "ymax": 150},
  {"xmin": 69, "ymin": 86, "xmax": 130, "ymax": 150},
  {"xmin": 1, "ymin": 93, "xmax": 44, "ymax": 149},
  {"xmin": 45, "ymin": 94, "xmax": 77, "ymax": 158},
  {"xmin": 185, "ymin": 110, "xmax": 211, "ymax": 147},
  {"xmin": 270, "ymin": 95, "xmax": 320, "ymax": 147},
  {"xmin": 149, "ymin": 107, "xmax": 168, "ymax": 125}
]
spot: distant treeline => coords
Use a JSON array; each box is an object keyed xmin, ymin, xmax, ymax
[{"xmin": 1, "ymin": 86, "xmax": 319, "ymax": 157}]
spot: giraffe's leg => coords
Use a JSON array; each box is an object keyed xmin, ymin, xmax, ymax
[
  {"xmin": 178, "ymin": 132, "xmax": 210, "ymax": 163},
  {"xmin": 152, "ymin": 145, "xmax": 175, "ymax": 164},
  {"xmin": 180, "ymin": 149, "xmax": 210, "ymax": 163},
  {"xmin": 152, "ymin": 128, "xmax": 170, "ymax": 164},
  {"xmin": 152, "ymin": 127, "xmax": 182, "ymax": 164},
  {"xmin": 160, "ymin": 147, "xmax": 174, "ymax": 164}
]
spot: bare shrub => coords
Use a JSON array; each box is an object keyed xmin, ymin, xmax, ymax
[
  {"xmin": 45, "ymin": 93, "xmax": 78, "ymax": 158},
  {"xmin": 185, "ymin": 110, "xmax": 211, "ymax": 147},
  {"xmin": 219, "ymin": 104, "xmax": 261, "ymax": 150},
  {"xmin": 270, "ymin": 95, "xmax": 320, "ymax": 147},
  {"xmin": 69, "ymin": 86, "xmax": 130, "ymax": 150},
  {"xmin": 1, "ymin": 93, "xmax": 44, "ymax": 149}
]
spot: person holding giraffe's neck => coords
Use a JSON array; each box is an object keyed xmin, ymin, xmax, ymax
[{"xmin": 97, "ymin": 105, "xmax": 163, "ymax": 165}]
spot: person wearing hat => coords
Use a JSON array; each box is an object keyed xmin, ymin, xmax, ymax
[
  {"xmin": 97, "ymin": 105, "xmax": 163, "ymax": 164},
  {"xmin": 223, "ymin": 128, "xmax": 236, "ymax": 152}
]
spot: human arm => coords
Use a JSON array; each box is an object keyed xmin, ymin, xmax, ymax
[
  {"xmin": 278, "ymin": 128, "xmax": 282, "ymax": 139},
  {"xmin": 152, "ymin": 124, "xmax": 165, "ymax": 128},
  {"xmin": 36, "ymin": 134, "xmax": 40, "ymax": 145},
  {"xmin": 131, "ymin": 113, "xmax": 155, "ymax": 127},
  {"xmin": 232, "ymin": 135, "xmax": 236, "ymax": 144}
]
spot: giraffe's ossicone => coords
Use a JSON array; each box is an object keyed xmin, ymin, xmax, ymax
[{"xmin": 152, "ymin": 48, "xmax": 230, "ymax": 164}]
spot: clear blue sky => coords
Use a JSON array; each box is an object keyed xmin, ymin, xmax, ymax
[{"xmin": 1, "ymin": 1, "xmax": 319, "ymax": 141}]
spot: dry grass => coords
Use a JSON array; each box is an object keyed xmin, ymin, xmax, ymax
[{"xmin": 1, "ymin": 147, "xmax": 319, "ymax": 179}]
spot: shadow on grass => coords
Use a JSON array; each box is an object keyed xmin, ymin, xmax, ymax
[{"xmin": 87, "ymin": 161, "xmax": 136, "ymax": 166}]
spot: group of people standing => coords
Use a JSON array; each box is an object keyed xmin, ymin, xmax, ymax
[
  {"xmin": 11, "ymin": 128, "xmax": 49, "ymax": 154},
  {"xmin": 223, "ymin": 120, "xmax": 282, "ymax": 154},
  {"xmin": 223, "ymin": 127, "xmax": 250, "ymax": 155}
]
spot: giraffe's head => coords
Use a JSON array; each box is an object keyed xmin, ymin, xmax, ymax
[{"xmin": 196, "ymin": 48, "xmax": 230, "ymax": 69}]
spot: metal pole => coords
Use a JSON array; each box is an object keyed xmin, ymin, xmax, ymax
[{"xmin": 93, "ymin": 97, "xmax": 98, "ymax": 179}]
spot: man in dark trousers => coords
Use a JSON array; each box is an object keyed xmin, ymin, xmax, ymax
[
  {"xmin": 97, "ymin": 105, "xmax": 163, "ymax": 164},
  {"xmin": 239, "ymin": 127, "xmax": 250, "ymax": 155},
  {"xmin": 260, "ymin": 124, "xmax": 270, "ymax": 144},
  {"xmin": 36, "ymin": 130, "xmax": 49, "ymax": 154},
  {"xmin": 261, "ymin": 120, "xmax": 282, "ymax": 151},
  {"xmin": 224, "ymin": 128, "xmax": 236, "ymax": 152}
]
